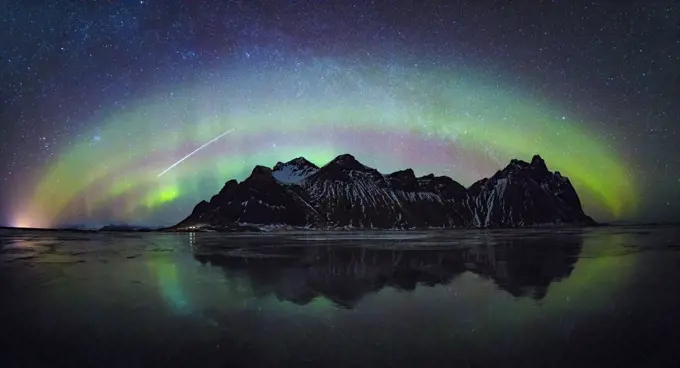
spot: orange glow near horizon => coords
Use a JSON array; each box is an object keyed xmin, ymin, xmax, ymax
[{"xmin": 10, "ymin": 211, "xmax": 49, "ymax": 229}]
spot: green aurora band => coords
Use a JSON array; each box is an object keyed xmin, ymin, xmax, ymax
[{"xmin": 13, "ymin": 60, "xmax": 636, "ymax": 227}]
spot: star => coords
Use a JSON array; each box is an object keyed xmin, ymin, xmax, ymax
[{"xmin": 0, "ymin": 0, "xmax": 677, "ymax": 227}]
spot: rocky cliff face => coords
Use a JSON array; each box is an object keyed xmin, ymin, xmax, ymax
[
  {"xmin": 467, "ymin": 155, "xmax": 593, "ymax": 227},
  {"xmin": 174, "ymin": 154, "xmax": 594, "ymax": 230}
]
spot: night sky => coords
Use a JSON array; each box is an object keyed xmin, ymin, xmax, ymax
[{"xmin": 1, "ymin": 1, "xmax": 678, "ymax": 228}]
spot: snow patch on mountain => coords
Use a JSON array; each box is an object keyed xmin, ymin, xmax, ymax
[
  {"xmin": 272, "ymin": 157, "xmax": 319, "ymax": 184},
  {"xmin": 272, "ymin": 164, "xmax": 317, "ymax": 184}
]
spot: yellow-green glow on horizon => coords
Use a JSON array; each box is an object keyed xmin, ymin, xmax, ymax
[{"xmin": 14, "ymin": 61, "xmax": 637, "ymax": 227}]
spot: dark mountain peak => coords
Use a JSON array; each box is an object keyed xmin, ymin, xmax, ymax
[
  {"xmin": 248, "ymin": 165, "xmax": 273, "ymax": 180},
  {"xmin": 287, "ymin": 157, "xmax": 318, "ymax": 169},
  {"xmin": 210, "ymin": 179, "xmax": 240, "ymax": 205},
  {"xmin": 312, "ymin": 153, "xmax": 382, "ymax": 186},
  {"xmin": 217, "ymin": 179, "xmax": 238, "ymax": 194},
  {"xmin": 418, "ymin": 173, "xmax": 467, "ymax": 198},
  {"xmin": 530, "ymin": 154, "xmax": 548, "ymax": 171},
  {"xmin": 420, "ymin": 173, "xmax": 435, "ymax": 180},
  {"xmin": 417, "ymin": 173, "xmax": 446, "ymax": 183},
  {"xmin": 272, "ymin": 156, "xmax": 318, "ymax": 172},
  {"xmin": 386, "ymin": 168, "xmax": 418, "ymax": 191},
  {"xmin": 388, "ymin": 168, "xmax": 416, "ymax": 180},
  {"xmin": 506, "ymin": 158, "xmax": 529, "ymax": 170},
  {"xmin": 500, "ymin": 155, "xmax": 548, "ymax": 177},
  {"xmin": 327, "ymin": 153, "xmax": 366, "ymax": 170}
]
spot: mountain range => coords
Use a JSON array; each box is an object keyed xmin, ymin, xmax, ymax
[{"xmin": 174, "ymin": 153, "xmax": 595, "ymax": 231}]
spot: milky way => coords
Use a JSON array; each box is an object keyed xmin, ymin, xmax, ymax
[{"xmin": 1, "ymin": 1, "xmax": 678, "ymax": 228}]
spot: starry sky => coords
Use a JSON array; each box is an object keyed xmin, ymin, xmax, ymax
[{"xmin": 1, "ymin": 0, "xmax": 678, "ymax": 228}]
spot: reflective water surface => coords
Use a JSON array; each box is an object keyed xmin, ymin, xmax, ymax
[{"xmin": 1, "ymin": 226, "xmax": 679, "ymax": 367}]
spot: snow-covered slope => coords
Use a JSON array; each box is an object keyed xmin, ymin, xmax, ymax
[
  {"xmin": 174, "ymin": 153, "xmax": 594, "ymax": 230},
  {"xmin": 272, "ymin": 157, "xmax": 319, "ymax": 184}
]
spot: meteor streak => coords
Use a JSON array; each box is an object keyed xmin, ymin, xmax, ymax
[{"xmin": 157, "ymin": 128, "xmax": 234, "ymax": 177}]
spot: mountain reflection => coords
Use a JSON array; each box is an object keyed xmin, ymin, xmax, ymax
[{"xmin": 191, "ymin": 232, "xmax": 582, "ymax": 308}]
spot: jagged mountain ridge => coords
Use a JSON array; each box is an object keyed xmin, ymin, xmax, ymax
[{"xmin": 175, "ymin": 153, "xmax": 595, "ymax": 230}]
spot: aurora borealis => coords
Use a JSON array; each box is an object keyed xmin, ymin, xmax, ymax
[{"xmin": 1, "ymin": 1, "xmax": 678, "ymax": 228}]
